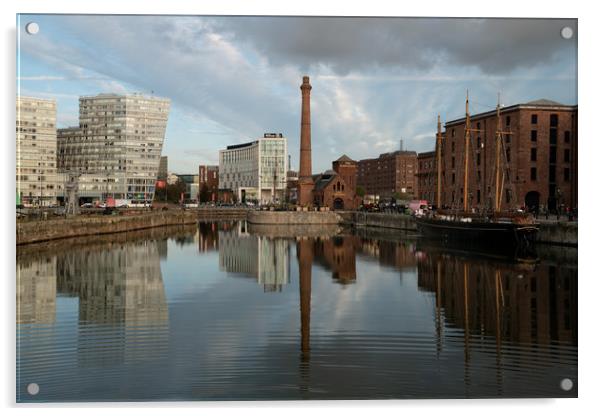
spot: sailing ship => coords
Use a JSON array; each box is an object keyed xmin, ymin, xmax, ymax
[{"xmin": 415, "ymin": 93, "xmax": 539, "ymax": 254}]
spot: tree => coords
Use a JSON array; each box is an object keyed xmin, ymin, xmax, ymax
[
  {"xmin": 199, "ymin": 183, "xmax": 209, "ymax": 203},
  {"xmin": 356, "ymin": 185, "xmax": 366, "ymax": 198},
  {"xmin": 164, "ymin": 180, "xmax": 187, "ymax": 203}
]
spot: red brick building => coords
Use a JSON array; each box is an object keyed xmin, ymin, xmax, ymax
[
  {"xmin": 312, "ymin": 155, "xmax": 360, "ymax": 210},
  {"xmin": 199, "ymin": 165, "xmax": 219, "ymax": 202},
  {"xmin": 439, "ymin": 99, "xmax": 577, "ymax": 213},
  {"xmin": 357, "ymin": 150, "xmax": 417, "ymax": 200},
  {"xmin": 416, "ymin": 151, "xmax": 436, "ymax": 203}
]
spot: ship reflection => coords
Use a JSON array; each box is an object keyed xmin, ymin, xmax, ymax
[{"xmin": 292, "ymin": 229, "xmax": 577, "ymax": 395}]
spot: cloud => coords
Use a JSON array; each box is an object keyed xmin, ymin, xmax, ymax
[
  {"xmin": 18, "ymin": 15, "xmax": 577, "ymax": 173},
  {"xmin": 216, "ymin": 17, "xmax": 577, "ymax": 75}
]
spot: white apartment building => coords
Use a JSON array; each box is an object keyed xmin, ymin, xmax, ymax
[
  {"xmin": 16, "ymin": 96, "xmax": 59, "ymax": 207},
  {"xmin": 57, "ymin": 93, "xmax": 170, "ymax": 202},
  {"xmin": 219, "ymin": 133, "xmax": 287, "ymax": 204}
]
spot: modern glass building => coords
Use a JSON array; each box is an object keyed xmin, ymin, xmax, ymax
[
  {"xmin": 16, "ymin": 96, "xmax": 59, "ymax": 207},
  {"xmin": 57, "ymin": 93, "xmax": 170, "ymax": 202},
  {"xmin": 219, "ymin": 133, "xmax": 287, "ymax": 204}
]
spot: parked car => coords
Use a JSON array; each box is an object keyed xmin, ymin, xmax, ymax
[
  {"xmin": 182, "ymin": 199, "xmax": 199, "ymax": 208},
  {"xmin": 80, "ymin": 202, "xmax": 93, "ymax": 208}
]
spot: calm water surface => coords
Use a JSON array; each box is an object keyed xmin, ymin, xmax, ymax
[{"xmin": 16, "ymin": 221, "xmax": 577, "ymax": 401}]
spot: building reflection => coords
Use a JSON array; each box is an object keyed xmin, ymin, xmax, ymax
[
  {"xmin": 55, "ymin": 240, "xmax": 169, "ymax": 366},
  {"xmin": 219, "ymin": 221, "xmax": 291, "ymax": 292},
  {"xmin": 313, "ymin": 235, "xmax": 360, "ymax": 285},
  {"xmin": 17, "ymin": 256, "xmax": 57, "ymax": 325},
  {"xmin": 416, "ymin": 249, "xmax": 578, "ymax": 347},
  {"xmin": 197, "ymin": 222, "xmax": 220, "ymax": 252}
]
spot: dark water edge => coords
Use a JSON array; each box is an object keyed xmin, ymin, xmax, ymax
[{"xmin": 16, "ymin": 220, "xmax": 577, "ymax": 402}]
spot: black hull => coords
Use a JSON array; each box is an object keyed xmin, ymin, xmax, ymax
[{"xmin": 415, "ymin": 216, "xmax": 539, "ymax": 258}]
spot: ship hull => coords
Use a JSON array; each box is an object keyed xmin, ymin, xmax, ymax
[{"xmin": 415, "ymin": 216, "xmax": 539, "ymax": 255}]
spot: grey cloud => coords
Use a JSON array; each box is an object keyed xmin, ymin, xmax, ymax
[
  {"xmin": 215, "ymin": 17, "xmax": 577, "ymax": 75},
  {"xmin": 20, "ymin": 15, "xmax": 577, "ymax": 173}
]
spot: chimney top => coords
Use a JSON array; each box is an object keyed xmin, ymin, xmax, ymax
[{"xmin": 303, "ymin": 75, "xmax": 310, "ymax": 83}]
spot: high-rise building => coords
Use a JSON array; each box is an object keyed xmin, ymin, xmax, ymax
[
  {"xmin": 219, "ymin": 133, "xmax": 287, "ymax": 204},
  {"xmin": 16, "ymin": 96, "xmax": 59, "ymax": 206},
  {"xmin": 158, "ymin": 156, "xmax": 168, "ymax": 180},
  {"xmin": 57, "ymin": 93, "xmax": 170, "ymax": 202}
]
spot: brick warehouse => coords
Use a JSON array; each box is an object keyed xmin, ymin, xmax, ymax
[
  {"xmin": 357, "ymin": 150, "xmax": 417, "ymax": 200},
  {"xmin": 436, "ymin": 99, "xmax": 577, "ymax": 213},
  {"xmin": 199, "ymin": 165, "xmax": 219, "ymax": 202},
  {"xmin": 416, "ymin": 151, "xmax": 436, "ymax": 203}
]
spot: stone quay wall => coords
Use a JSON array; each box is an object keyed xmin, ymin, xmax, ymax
[
  {"xmin": 17, "ymin": 208, "xmax": 251, "ymax": 245},
  {"xmin": 17, "ymin": 211, "xmax": 199, "ymax": 245},
  {"xmin": 247, "ymin": 210, "xmax": 342, "ymax": 225},
  {"xmin": 343, "ymin": 212, "xmax": 417, "ymax": 231},
  {"xmin": 536, "ymin": 221, "xmax": 578, "ymax": 247},
  {"xmin": 343, "ymin": 212, "xmax": 577, "ymax": 246}
]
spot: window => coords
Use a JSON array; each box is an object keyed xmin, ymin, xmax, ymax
[
  {"xmin": 549, "ymin": 166, "xmax": 556, "ymax": 183},
  {"xmin": 550, "ymin": 147, "xmax": 557, "ymax": 163},
  {"xmin": 564, "ymin": 149, "xmax": 570, "ymax": 163},
  {"xmin": 531, "ymin": 114, "xmax": 538, "ymax": 124},
  {"xmin": 531, "ymin": 130, "xmax": 537, "ymax": 142},
  {"xmin": 550, "ymin": 114, "xmax": 558, "ymax": 127},
  {"xmin": 451, "ymin": 129, "xmax": 455, "ymax": 138},
  {"xmin": 477, "ymin": 153, "xmax": 481, "ymax": 166},
  {"xmin": 505, "ymin": 135, "xmax": 511, "ymax": 144},
  {"xmin": 451, "ymin": 173, "xmax": 455, "ymax": 184},
  {"xmin": 564, "ymin": 168, "xmax": 570, "ymax": 181},
  {"xmin": 477, "ymin": 137, "xmax": 482, "ymax": 148},
  {"xmin": 531, "ymin": 167, "xmax": 537, "ymax": 181},
  {"xmin": 506, "ymin": 148, "xmax": 511, "ymax": 162},
  {"xmin": 451, "ymin": 157, "xmax": 455, "ymax": 168},
  {"xmin": 506, "ymin": 116, "xmax": 511, "ymax": 126},
  {"xmin": 564, "ymin": 131, "xmax": 571, "ymax": 143},
  {"xmin": 550, "ymin": 128, "xmax": 557, "ymax": 145},
  {"xmin": 477, "ymin": 189, "xmax": 481, "ymax": 204},
  {"xmin": 531, "ymin": 148, "xmax": 537, "ymax": 161},
  {"xmin": 451, "ymin": 142, "xmax": 455, "ymax": 152}
]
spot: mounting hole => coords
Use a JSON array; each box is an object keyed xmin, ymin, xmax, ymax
[
  {"xmin": 560, "ymin": 26, "xmax": 573, "ymax": 40},
  {"xmin": 27, "ymin": 383, "xmax": 40, "ymax": 395},
  {"xmin": 25, "ymin": 22, "xmax": 39, "ymax": 35},
  {"xmin": 560, "ymin": 378, "xmax": 574, "ymax": 391}
]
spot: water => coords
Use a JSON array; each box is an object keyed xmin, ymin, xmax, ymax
[{"xmin": 16, "ymin": 221, "xmax": 577, "ymax": 402}]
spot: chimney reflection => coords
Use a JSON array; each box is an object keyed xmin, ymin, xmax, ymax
[{"xmin": 297, "ymin": 237, "xmax": 313, "ymax": 362}]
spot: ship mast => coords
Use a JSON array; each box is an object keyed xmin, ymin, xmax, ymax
[
  {"xmin": 463, "ymin": 91, "xmax": 471, "ymax": 212},
  {"xmin": 495, "ymin": 95, "xmax": 502, "ymax": 212},
  {"xmin": 436, "ymin": 114, "xmax": 442, "ymax": 209},
  {"xmin": 494, "ymin": 93, "xmax": 513, "ymax": 212}
]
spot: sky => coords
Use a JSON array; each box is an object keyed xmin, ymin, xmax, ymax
[{"xmin": 17, "ymin": 15, "xmax": 577, "ymax": 174}]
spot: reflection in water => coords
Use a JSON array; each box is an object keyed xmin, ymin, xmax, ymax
[
  {"xmin": 57, "ymin": 241, "xmax": 169, "ymax": 366},
  {"xmin": 16, "ymin": 221, "xmax": 577, "ymax": 401},
  {"xmin": 217, "ymin": 221, "xmax": 290, "ymax": 292},
  {"xmin": 17, "ymin": 257, "xmax": 57, "ymax": 325}
]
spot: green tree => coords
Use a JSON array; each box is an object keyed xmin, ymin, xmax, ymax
[
  {"xmin": 199, "ymin": 183, "xmax": 209, "ymax": 203},
  {"xmin": 356, "ymin": 185, "xmax": 366, "ymax": 198}
]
